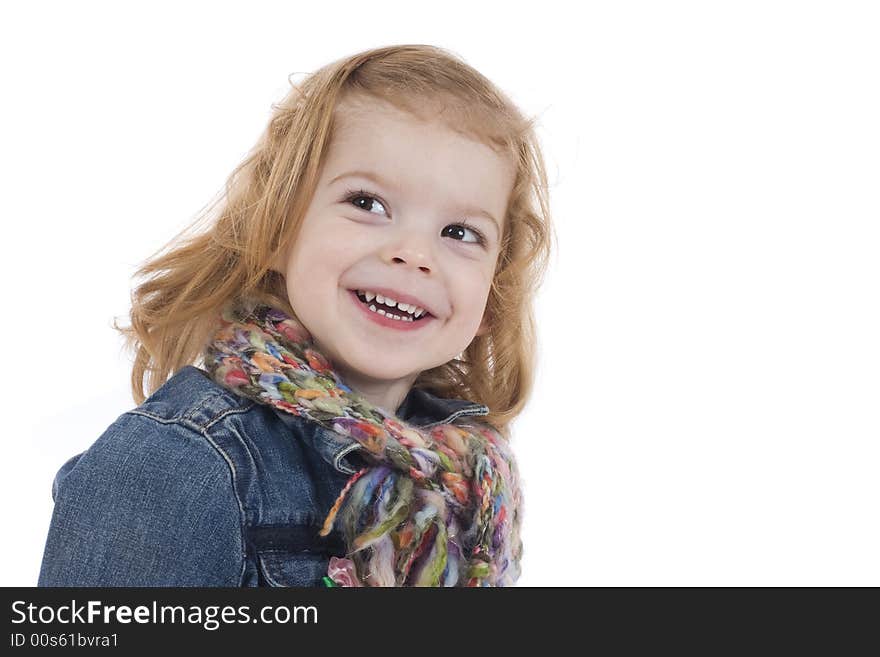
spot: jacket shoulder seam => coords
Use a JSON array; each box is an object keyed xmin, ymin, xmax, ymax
[
  {"xmin": 178, "ymin": 387, "xmax": 255, "ymax": 428},
  {"xmin": 127, "ymin": 401, "xmax": 257, "ymax": 434}
]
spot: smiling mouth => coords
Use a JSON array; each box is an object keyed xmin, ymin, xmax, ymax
[{"xmin": 351, "ymin": 290, "xmax": 432, "ymax": 322}]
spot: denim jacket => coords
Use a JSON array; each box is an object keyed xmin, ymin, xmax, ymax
[{"xmin": 37, "ymin": 365, "xmax": 489, "ymax": 587}]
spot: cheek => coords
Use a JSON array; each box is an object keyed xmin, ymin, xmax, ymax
[
  {"xmin": 287, "ymin": 224, "xmax": 357, "ymax": 277},
  {"xmin": 451, "ymin": 282, "xmax": 492, "ymax": 326}
]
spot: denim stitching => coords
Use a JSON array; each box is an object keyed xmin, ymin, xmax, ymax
[
  {"xmin": 179, "ymin": 387, "xmax": 242, "ymax": 426},
  {"xmin": 421, "ymin": 405, "xmax": 490, "ymax": 429},
  {"xmin": 201, "ymin": 403, "xmax": 257, "ymax": 431},
  {"xmin": 127, "ymin": 401, "xmax": 256, "ymax": 433}
]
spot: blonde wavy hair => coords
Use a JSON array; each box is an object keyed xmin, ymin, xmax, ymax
[{"xmin": 113, "ymin": 44, "xmax": 556, "ymax": 435}]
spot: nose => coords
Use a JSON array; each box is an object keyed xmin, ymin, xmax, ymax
[{"xmin": 381, "ymin": 229, "xmax": 434, "ymax": 274}]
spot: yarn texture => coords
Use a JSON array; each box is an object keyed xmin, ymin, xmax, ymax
[{"xmin": 202, "ymin": 300, "xmax": 524, "ymax": 586}]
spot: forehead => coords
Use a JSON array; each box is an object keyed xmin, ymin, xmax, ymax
[{"xmin": 323, "ymin": 98, "xmax": 515, "ymax": 223}]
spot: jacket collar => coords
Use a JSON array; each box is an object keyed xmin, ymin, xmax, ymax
[
  {"xmin": 270, "ymin": 385, "xmax": 489, "ymax": 475},
  {"xmin": 395, "ymin": 386, "xmax": 490, "ymax": 428}
]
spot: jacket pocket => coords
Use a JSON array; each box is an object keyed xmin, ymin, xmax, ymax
[
  {"xmin": 249, "ymin": 524, "xmax": 346, "ymax": 587},
  {"xmin": 258, "ymin": 550, "xmax": 330, "ymax": 587}
]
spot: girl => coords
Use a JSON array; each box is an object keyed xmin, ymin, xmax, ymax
[{"xmin": 37, "ymin": 44, "xmax": 554, "ymax": 587}]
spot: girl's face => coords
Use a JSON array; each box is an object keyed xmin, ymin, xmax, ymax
[{"xmin": 272, "ymin": 98, "xmax": 515, "ymax": 413}]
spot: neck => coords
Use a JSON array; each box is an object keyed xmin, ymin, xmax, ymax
[{"xmin": 329, "ymin": 360, "xmax": 420, "ymax": 415}]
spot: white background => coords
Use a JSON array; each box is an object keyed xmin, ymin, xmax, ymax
[{"xmin": 1, "ymin": 1, "xmax": 878, "ymax": 586}]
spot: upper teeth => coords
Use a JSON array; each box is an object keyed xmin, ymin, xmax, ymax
[{"xmin": 357, "ymin": 290, "xmax": 426, "ymax": 318}]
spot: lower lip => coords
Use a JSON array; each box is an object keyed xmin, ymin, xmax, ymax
[{"xmin": 347, "ymin": 289, "xmax": 435, "ymax": 332}]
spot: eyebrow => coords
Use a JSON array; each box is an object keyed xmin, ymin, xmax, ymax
[{"xmin": 329, "ymin": 170, "xmax": 501, "ymax": 237}]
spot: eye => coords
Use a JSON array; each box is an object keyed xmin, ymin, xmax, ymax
[
  {"xmin": 442, "ymin": 223, "xmax": 486, "ymax": 246},
  {"xmin": 344, "ymin": 188, "xmax": 388, "ymax": 216}
]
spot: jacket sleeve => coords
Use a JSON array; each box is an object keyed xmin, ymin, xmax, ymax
[{"xmin": 37, "ymin": 412, "xmax": 244, "ymax": 586}]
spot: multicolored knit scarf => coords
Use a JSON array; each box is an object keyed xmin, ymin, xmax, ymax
[{"xmin": 201, "ymin": 300, "xmax": 524, "ymax": 587}]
